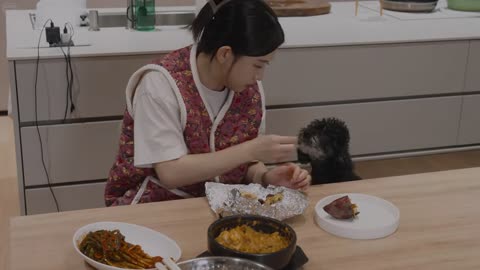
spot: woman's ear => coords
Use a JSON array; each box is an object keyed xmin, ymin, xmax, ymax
[{"xmin": 215, "ymin": 46, "xmax": 234, "ymax": 65}]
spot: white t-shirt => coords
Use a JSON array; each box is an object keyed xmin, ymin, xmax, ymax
[{"xmin": 131, "ymin": 46, "xmax": 266, "ymax": 168}]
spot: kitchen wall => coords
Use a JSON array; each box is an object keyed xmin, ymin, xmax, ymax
[{"xmin": 0, "ymin": 0, "xmax": 363, "ymax": 112}]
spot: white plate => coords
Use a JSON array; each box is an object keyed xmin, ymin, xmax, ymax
[
  {"xmin": 315, "ymin": 193, "xmax": 400, "ymax": 240},
  {"xmin": 73, "ymin": 222, "xmax": 182, "ymax": 270}
]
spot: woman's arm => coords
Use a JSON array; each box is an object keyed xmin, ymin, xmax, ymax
[{"xmin": 154, "ymin": 135, "xmax": 296, "ymax": 189}]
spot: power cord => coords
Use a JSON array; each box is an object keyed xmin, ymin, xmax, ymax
[
  {"xmin": 59, "ymin": 23, "xmax": 75, "ymax": 121},
  {"xmin": 65, "ymin": 23, "xmax": 75, "ymax": 114},
  {"xmin": 35, "ymin": 19, "xmax": 60, "ymax": 212},
  {"xmin": 59, "ymin": 42, "xmax": 70, "ymax": 121}
]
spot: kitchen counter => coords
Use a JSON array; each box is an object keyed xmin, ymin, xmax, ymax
[
  {"xmin": 9, "ymin": 167, "xmax": 480, "ymax": 269},
  {"xmin": 6, "ymin": 0, "xmax": 480, "ymax": 60},
  {"xmin": 7, "ymin": 0, "xmax": 480, "ymax": 215}
]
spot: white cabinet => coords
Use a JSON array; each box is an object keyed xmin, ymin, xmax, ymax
[
  {"xmin": 15, "ymin": 55, "xmax": 154, "ymax": 122},
  {"xmin": 263, "ymin": 41, "xmax": 469, "ymax": 105},
  {"xmin": 465, "ymin": 41, "xmax": 480, "ymax": 92},
  {"xmin": 25, "ymin": 182, "xmax": 106, "ymax": 215},
  {"xmin": 266, "ymin": 97, "xmax": 462, "ymax": 155},
  {"xmin": 458, "ymin": 95, "xmax": 480, "ymax": 145},
  {"xmin": 10, "ymin": 40, "xmax": 480, "ymax": 215},
  {"xmin": 21, "ymin": 121, "xmax": 122, "ymax": 186}
]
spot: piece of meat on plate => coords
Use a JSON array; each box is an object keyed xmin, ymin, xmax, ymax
[{"xmin": 323, "ymin": 195, "xmax": 359, "ymax": 219}]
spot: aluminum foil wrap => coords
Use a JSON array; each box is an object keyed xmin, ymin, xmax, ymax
[{"xmin": 205, "ymin": 182, "xmax": 309, "ymax": 221}]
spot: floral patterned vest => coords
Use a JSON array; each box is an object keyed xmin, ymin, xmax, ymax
[{"xmin": 105, "ymin": 46, "xmax": 263, "ymax": 206}]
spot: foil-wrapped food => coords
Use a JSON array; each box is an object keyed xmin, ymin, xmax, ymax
[{"xmin": 205, "ymin": 182, "xmax": 309, "ymax": 221}]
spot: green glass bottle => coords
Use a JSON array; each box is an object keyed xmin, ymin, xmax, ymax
[{"xmin": 135, "ymin": 0, "xmax": 155, "ymax": 31}]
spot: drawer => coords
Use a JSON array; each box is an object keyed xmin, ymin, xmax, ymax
[
  {"xmin": 458, "ymin": 95, "xmax": 480, "ymax": 145},
  {"xmin": 15, "ymin": 54, "xmax": 155, "ymax": 122},
  {"xmin": 21, "ymin": 121, "xmax": 121, "ymax": 186},
  {"xmin": 465, "ymin": 41, "xmax": 480, "ymax": 92},
  {"xmin": 263, "ymin": 41, "xmax": 469, "ymax": 105},
  {"xmin": 266, "ymin": 96, "xmax": 462, "ymax": 155},
  {"xmin": 25, "ymin": 182, "xmax": 106, "ymax": 215}
]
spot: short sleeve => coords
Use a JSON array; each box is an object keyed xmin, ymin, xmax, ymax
[{"xmin": 132, "ymin": 71, "xmax": 188, "ymax": 168}]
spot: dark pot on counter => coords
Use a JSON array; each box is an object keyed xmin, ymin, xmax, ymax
[{"xmin": 207, "ymin": 215, "xmax": 297, "ymax": 270}]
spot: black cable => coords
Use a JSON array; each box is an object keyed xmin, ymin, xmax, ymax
[
  {"xmin": 67, "ymin": 48, "xmax": 75, "ymax": 113},
  {"xmin": 35, "ymin": 19, "xmax": 60, "ymax": 212},
  {"xmin": 59, "ymin": 45, "xmax": 70, "ymax": 121},
  {"xmin": 59, "ymin": 23, "xmax": 76, "ymax": 120},
  {"xmin": 66, "ymin": 23, "xmax": 75, "ymax": 114}
]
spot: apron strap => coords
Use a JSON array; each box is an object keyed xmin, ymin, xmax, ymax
[{"xmin": 131, "ymin": 176, "xmax": 194, "ymax": 205}]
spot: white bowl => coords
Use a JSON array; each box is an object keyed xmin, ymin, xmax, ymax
[
  {"xmin": 315, "ymin": 193, "xmax": 400, "ymax": 240},
  {"xmin": 73, "ymin": 222, "xmax": 182, "ymax": 270}
]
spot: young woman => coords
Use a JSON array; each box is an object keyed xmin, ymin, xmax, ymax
[{"xmin": 105, "ymin": 0, "xmax": 311, "ymax": 206}]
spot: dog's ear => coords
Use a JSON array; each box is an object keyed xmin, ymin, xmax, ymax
[
  {"xmin": 323, "ymin": 118, "xmax": 351, "ymax": 152},
  {"xmin": 330, "ymin": 118, "xmax": 351, "ymax": 145}
]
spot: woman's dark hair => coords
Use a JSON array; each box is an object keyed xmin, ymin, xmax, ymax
[{"xmin": 190, "ymin": 0, "xmax": 285, "ymax": 58}]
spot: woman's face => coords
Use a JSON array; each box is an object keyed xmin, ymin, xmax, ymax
[{"xmin": 216, "ymin": 47, "xmax": 276, "ymax": 92}]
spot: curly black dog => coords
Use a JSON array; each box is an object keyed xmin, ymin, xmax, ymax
[{"xmin": 297, "ymin": 118, "xmax": 361, "ymax": 185}]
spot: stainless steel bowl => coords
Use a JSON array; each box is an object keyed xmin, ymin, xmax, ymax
[{"xmin": 177, "ymin": 257, "xmax": 274, "ymax": 270}]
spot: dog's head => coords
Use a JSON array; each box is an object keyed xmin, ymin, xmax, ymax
[{"xmin": 297, "ymin": 118, "xmax": 351, "ymax": 163}]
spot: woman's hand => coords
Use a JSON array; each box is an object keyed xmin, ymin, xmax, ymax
[
  {"xmin": 244, "ymin": 135, "xmax": 297, "ymax": 164},
  {"xmin": 262, "ymin": 163, "xmax": 311, "ymax": 191}
]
